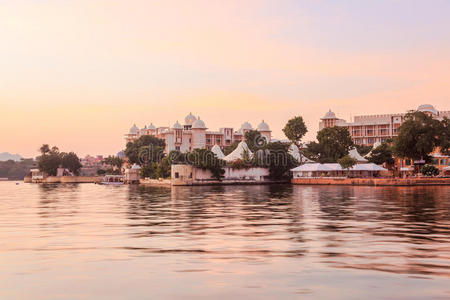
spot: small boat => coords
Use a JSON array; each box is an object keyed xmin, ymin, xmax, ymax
[{"xmin": 100, "ymin": 175, "xmax": 125, "ymax": 185}]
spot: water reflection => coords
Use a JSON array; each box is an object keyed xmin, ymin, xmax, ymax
[
  {"xmin": 0, "ymin": 182, "xmax": 449, "ymax": 299},
  {"xmin": 123, "ymin": 185, "xmax": 450, "ymax": 278}
]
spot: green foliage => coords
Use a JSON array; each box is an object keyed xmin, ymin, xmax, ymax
[
  {"xmin": 156, "ymin": 156, "xmax": 172, "ymax": 178},
  {"xmin": 338, "ymin": 155, "xmax": 357, "ymax": 170},
  {"xmin": 0, "ymin": 159, "xmax": 36, "ymax": 180},
  {"xmin": 37, "ymin": 144, "xmax": 82, "ymax": 176},
  {"xmin": 420, "ymin": 165, "xmax": 439, "ymax": 176},
  {"xmin": 283, "ymin": 116, "xmax": 308, "ymax": 148},
  {"xmin": 187, "ymin": 148, "xmax": 225, "ymax": 180},
  {"xmin": 244, "ymin": 130, "xmax": 267, "ymax": 152},
  {"xmin": 223, "ymin": 141, "xmax": 240, "ymax": 156},
  {"xmin": 438, "ymin": 117, "xmax": 450, "ymax": 155},
  {"xmin": 248, "ymin": 142, "xmax": 297, "ymax": 180},
  {"xmin": 39, "ymin": 144, "xmax": 50, "ymax": 155},
  {"xmin": 125, "ymin": 135, "xmax": 166, "ymax": 165},
  {"xmin": 97, "ymin": 169, "xmax": 106, "ymax": 175},
  {"xmin": 367, "ymin": 143, "xmax": 395, "ymax": 166},
  {"xmin": 37, "ymin": 146, "xmax": 62, "ymax": 176},
  {"xmin": 265, "ymin": 142, "xmax": 297, "ymax": 180},
  {"xmin": 305, "ymin": 127, "xmax": 354, "ymax": 163},
  {"xmin": 229, "ymin": 159, "xmax": 250, "ymax": 170},
  {"xmin": 140, "ymin": 162, "xmax": 158, "ymax": 179},
  {"xmin": 61, "ymin": 152, "xmax": 82, "ymax": 175},
  {"xmin": 103, "ymin": 156, "xmax": 123, "ymax": 169},
  {"xmin": 355, "ymin": 144, "xmax": 373, "ymax": 156},
  {"xmin": 393, "ymin": 111, "xmax": 441, "ymax": 160}
]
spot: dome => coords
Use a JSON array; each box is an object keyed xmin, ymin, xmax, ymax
[
  {"xmin": 148, "ymin": 123, "xmax": 156, "ymax": 130},
  {"xmin": 184, "ymin": 112, "xmax": 197, "ymax": 125},
  {"xmin": 192, "ymin": 117, "xmax": 207, "ymax": 129},
  {"xmin": 131, "ymin": 163, "xmax": 141, "ymax": 170},
  {"xmin": 239, "ymin": 121, "xmax": 253, "ymax": 132},
  {"xmin": 129, "ymin": 124, "xmax": 139, "ymax": 134},
  {"xmin": 417, "ymin": 104, "xmax": 438, "ymax": 115},
  {"xmin": 322, "ymin": 109, "xmax": 337, "ymax": 119},
  {"xmin": 257, "ymin": 120, "xmax": 271, "ymax": 132},
  {"xmin": 172, "ymin": 121, "xmax": 183, "ymax": 129}
]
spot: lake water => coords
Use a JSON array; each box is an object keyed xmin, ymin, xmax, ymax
[{"xmin": 0, "ymin": 182, "xmax": 449, "ymax": 299}]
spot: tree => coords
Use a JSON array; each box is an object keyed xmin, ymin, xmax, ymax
[
  {"xmin": 186, "ymin": 148, "xmax": 225, "ymax": 180},
  {"xmin": 367, "ymin": 143, "xmax": 395, "ymax": 166},
  {"xmin": 438, "ymin": 117, "xmax": 450, "ymax": 155},
  {"xmin": 103, "ymin": 156, "xmax": 123, "ymax": 169},
  {"xmin": 38, "ymin": 152, "xmax": 61, "ymax": 176},
  {"xmin": 61, "ymin": 152, "xmax": 82, "ymax": 175},
  {"xmin": 305, "ymin": 126, "xmax": 354, "ymax": 163},
  {"xmin": 244, "ymin": 130, "xmax": 266, "ymax": 152},
  {"xmin": 355, "ymin": 144, "xmax": 373, "ymax": 156},
  {"xmin": 39, "ymin": 144, "xmax": 51, "ymax": 155},
  {"xmin": 125, "ymin": 136, "xmax": 166, "ymax": 168},
  {"xmin": 223, "ymin": 141, "xmax": 240, "ymax": 156},
  {"xmin": 393, "ymin": 111, "xmax": 441, "ymax": 161},
  {"xmin": 421, "ymin": 165, "xmax": 439, "ymax": 177},
  {"xmin": 249, "ymin": 141, "xmax": 297, "ymax": 180},
  {"xmin": 283, "ymin": 116, "xmax": 308, "ymax": 149},
  {"xmin": 338, "ymin": 155, "xmax": 357, "ymax": 177},
  {"xmin": 0, "ymin": 158, "xmax": 36, "ymax": 180}
]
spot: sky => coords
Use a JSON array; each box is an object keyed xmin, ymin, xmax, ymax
[{"xmin": 1, "ymin": 0, "xmax": 450, "ymax": 158}]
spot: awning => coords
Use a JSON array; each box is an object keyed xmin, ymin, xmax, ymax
[
  {"xmin": 400, "ymin": 167, "xmax": 414, "ymax": 171},
  {"xmin": 291, "ymin": 163, "xmax": 387, "ymax": 172}
]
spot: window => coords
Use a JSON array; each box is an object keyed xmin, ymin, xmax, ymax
[
  {"xmin": 175, "ymin": 146, "xmax": 180, "ymax": 151},
  {"xmin": 175, "ymin": 172, "xmax": 179, "ymax": 178},
  {"xmin": 189, "ymin": 173, "xmax": 192, "ymax": 178},
  {"xmin": 405, "ymin": 159, "xmax": 411, "ymax": 166}
]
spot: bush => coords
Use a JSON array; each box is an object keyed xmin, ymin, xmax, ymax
[{"xmin": 421, "ymin": 165, "xmax": 439, "ymax": 176}]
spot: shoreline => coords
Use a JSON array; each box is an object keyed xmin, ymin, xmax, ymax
[{"xmin": 292, "ymin": 177, "xmax": 450, "ymax": 186}]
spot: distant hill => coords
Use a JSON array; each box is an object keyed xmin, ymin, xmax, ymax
[{"xmin": 0, "ymin": 152, "xmax": 23, "ymax": 162}]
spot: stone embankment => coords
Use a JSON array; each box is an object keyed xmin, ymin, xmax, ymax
[{"xmin": 24, "ymin": 176, "xmax": 101, "ymax": 183}]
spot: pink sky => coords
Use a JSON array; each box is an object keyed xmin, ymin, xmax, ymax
[{"xmin": 1, "ymin": 0, "xmax": 450, "ymax": 157}]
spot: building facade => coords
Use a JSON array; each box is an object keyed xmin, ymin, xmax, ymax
[
  {"xmin": 319, "ymin": 104, "xmax": 450, "ymax": 146},
  {"xmin": 125, "ymin": 113, "xmax": 272, "ymax": 153}
]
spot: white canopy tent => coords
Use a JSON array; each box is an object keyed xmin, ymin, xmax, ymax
[
  {"xmin": 288, "ymin": 144, "xmax": 314, "ymax": 164},
  {"xmin": 349, "ymin": 148, "xmax": 368, "ymax": 163},
  {"xmin": 211, "ymin": 144, "xmax": 225, "ymax": 159},
  {"xmin": 223, "ymin": 141, "xmax": 253, "ymax": 162}
]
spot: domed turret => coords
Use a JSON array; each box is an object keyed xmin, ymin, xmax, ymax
[
  {"xmin": 417, "ymin": 104, "xmax": 438, "ymax": 116},
  {"xmin": 172, "ymin": 121, "xmax": 183, "ymax": 129},
  {"xmin": 257, "ymin": 120, "xmax": 271, "ymax": 132},
  {"xmin": 129, "ymin": 124, "xmax": 139, "ymax": 134},
  {"xmin": 148, "ymin": 123, "xmax": 156, "ymax": 130},
  {"xmin": 184, "ymin": 112, "xmax": 197, "ymax": 125},
  {"xmin": 192, "ymin": 117, "xmax": 207, "ymax": 129},
  {"xmin": 322, "ymin": 109, "xmax": 337, "ymax": 119},
  {"xmin": 239, "ymin": 121, "xmax": 253, "ymax": 132}
]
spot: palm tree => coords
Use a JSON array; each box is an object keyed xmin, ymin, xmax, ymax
[{"xmin": 39, "ymin": 144, "xmax": 50, "ymax": 155}]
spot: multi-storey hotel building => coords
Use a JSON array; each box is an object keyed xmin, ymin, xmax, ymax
[
  {"xmin": 125, "ymin": 113, "xmax": 272, "ymax": 153},
  {"xmin": 320, "ymin": 104, "xmax": 450, "ymax": 146}
]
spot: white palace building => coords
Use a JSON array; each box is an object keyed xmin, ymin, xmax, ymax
[
  {"xmin": 125, "ymin": 113, "xmax": 272, "ymax": 153},
  {"xmin": 319, "ymin": 104, "xmax": 450, "ymax": 146}
]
